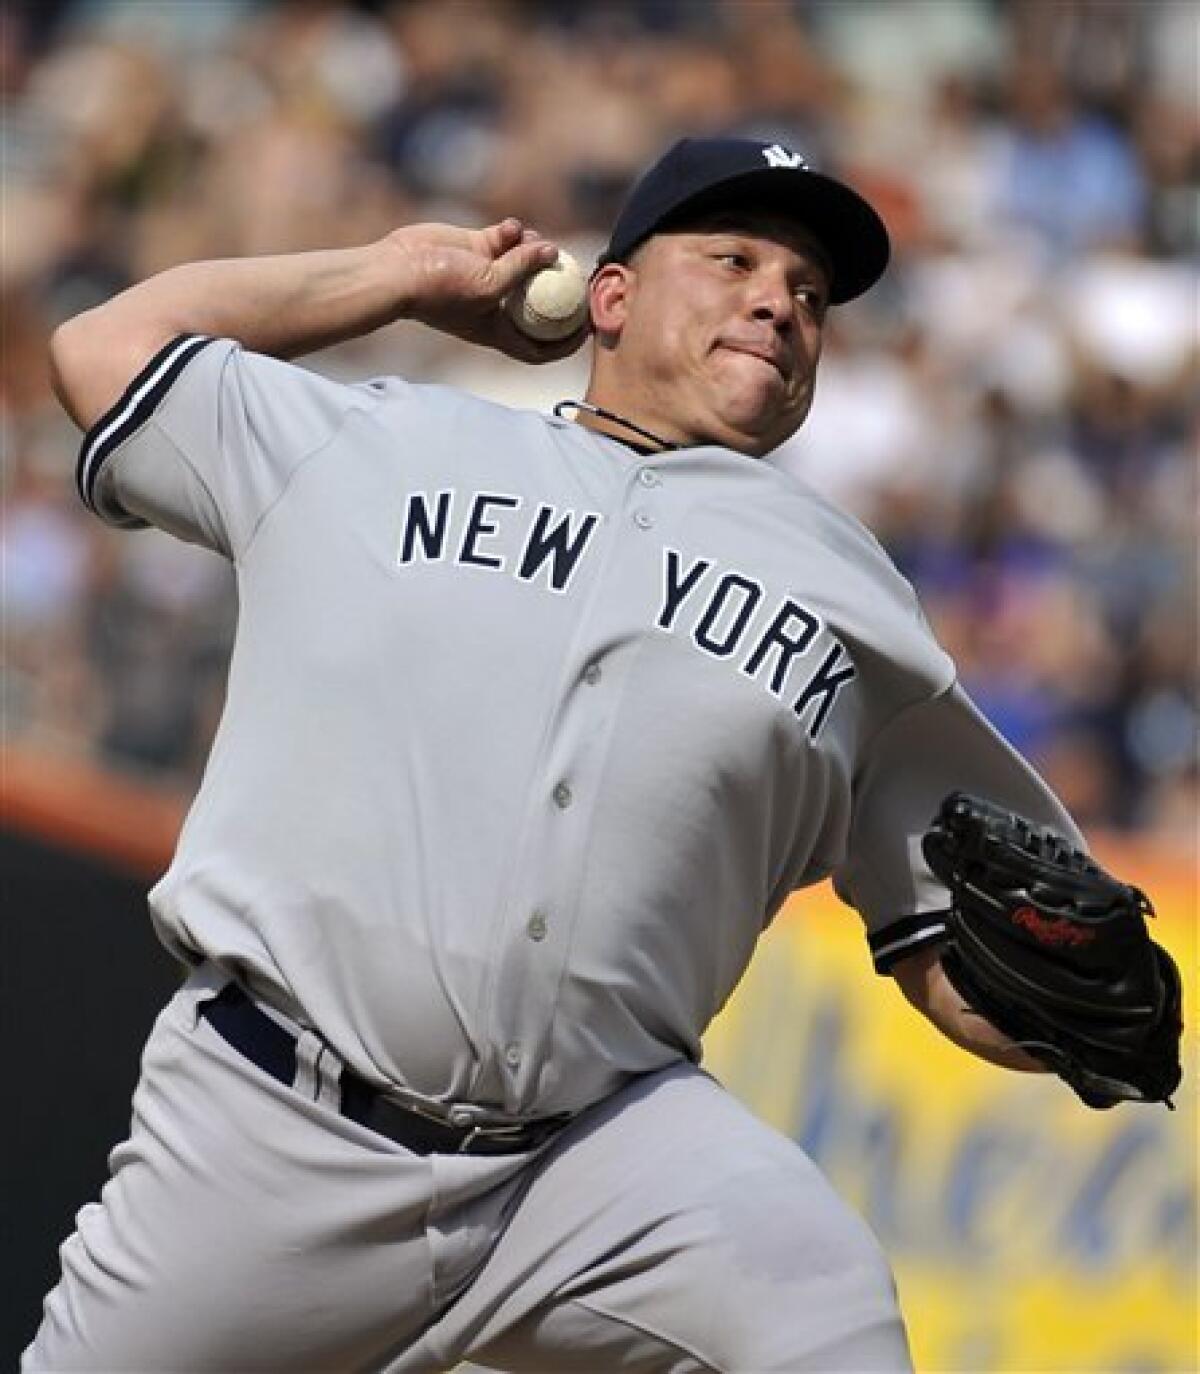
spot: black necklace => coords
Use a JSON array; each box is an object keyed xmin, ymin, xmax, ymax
[{"xmin": 553, "ymin": 400, "xmax": 679, "ymax": 452}]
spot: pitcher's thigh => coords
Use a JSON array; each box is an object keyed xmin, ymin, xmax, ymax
[
  {"xmin": 24, "ymin": 991, "xmax": 437, "ymax": 1372},
  {"xmin": 470, "ymin": 1066, "xmax": 912, "ymax": 1374}
]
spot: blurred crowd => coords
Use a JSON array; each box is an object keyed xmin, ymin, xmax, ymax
[{"xmin": 3, "ymin": 0, "xmax": 1197, "ymax": 847}]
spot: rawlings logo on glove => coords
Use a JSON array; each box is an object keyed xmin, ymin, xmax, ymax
[
  {"xmin": 922, "ymin": 792, "xmax": 1184, "ymax": 1110},
  {"xmin": 1010, "ymin": 906, "xmax": 1096, "ymax": 948}
]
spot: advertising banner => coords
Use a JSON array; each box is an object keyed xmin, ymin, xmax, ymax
[{"xmin": 704, "ymin": 847, "xmax": 1196, "ymax": 1373}]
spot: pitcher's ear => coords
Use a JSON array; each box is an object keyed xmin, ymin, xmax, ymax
[{"xmin": 590, "ymin": 263, "xmax": 634, "ymax": 337}]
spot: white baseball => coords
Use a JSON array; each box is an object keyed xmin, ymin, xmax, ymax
[{"xmin": 504, "ymin": 249, "xmax": 589, "ymax": 342}]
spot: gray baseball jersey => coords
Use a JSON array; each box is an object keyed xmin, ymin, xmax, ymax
[{"xmin": 77, "ymin": 333, "xmax": 1079, "ymax": 1120}]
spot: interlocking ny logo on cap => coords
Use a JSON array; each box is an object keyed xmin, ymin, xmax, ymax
[{"xmin": 762, "ymin": 143, "xmax": 808, "ymax": 170}]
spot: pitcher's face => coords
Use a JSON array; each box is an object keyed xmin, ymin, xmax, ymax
[{"xmin": 594, "ymin": 212, "xmax": 831, "ymax": 456}]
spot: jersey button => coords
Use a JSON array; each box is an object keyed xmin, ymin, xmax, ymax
[
  {"xmin": 637, "ymin": 468, "xmax": 660, "ymax": 488},
  {"xmin": 527, "ymin": 911, "xmax": 548, "ymax": 941},
  {"xmin": 504, "ymin": 1043, "xmax": 522, "ymax": 1069},
  {"xmin": 633, "ymin": 509, "xmax": 655, "ymax": 530},
  {"xmin": 582, "ymin": 662, "xmax": 601, "ymax": 686},
  {"xmin": 553, "ymin": 782, "xmax": 573, "ymax": 809}
]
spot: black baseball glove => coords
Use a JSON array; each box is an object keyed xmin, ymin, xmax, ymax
[{"xmin": 922, "ymin": 792, "xmax": 1183, "ymax": 1109}]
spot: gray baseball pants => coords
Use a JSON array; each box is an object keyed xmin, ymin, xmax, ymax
[{"xmin": 24, "ymin": 965, "xmax": 912, "ymax": 1372}]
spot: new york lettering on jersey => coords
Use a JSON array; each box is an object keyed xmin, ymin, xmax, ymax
[
  {"xmin": 396, "ymin": 485, "xmax": 857, "ymax": 744},
  {"xmin": 655, "ymin": 546, "xmax": 855, "ymax": 740},
  {"xmin": 398, "ymin": 488, "xmax": 602, "ymax": 594}
]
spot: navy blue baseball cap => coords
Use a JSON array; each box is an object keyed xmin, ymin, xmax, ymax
[{"xmin": 597, "ymin": 136, "xmax": 890, "ymax": 305}]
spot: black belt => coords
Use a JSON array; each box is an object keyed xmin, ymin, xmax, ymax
[{"xmin": 199, "ymin": 983, "xmax": 570, "ymax": 1156}]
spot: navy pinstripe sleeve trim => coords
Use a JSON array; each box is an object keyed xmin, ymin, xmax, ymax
[
  {"xmin": 868, "ymin": 910, "xmax": 951, "ymax": 975},
  {"xmin": 76, "ymin": 333, "xmax": 216, "ymax": 520}
]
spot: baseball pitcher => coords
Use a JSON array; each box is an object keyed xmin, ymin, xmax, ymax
[{"xmin": 28, "ymin": 137, "xmax": 1181, "ymax": 1372}]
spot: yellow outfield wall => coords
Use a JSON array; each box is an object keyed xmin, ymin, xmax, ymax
[{"xmin": 703, "ymin": 843, "xmax": 1197, "ymax": 1374}]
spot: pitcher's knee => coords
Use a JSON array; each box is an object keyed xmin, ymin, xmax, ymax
[{"xmin": 712, "ymin": 1210, "xmax": 910, "ymax": 1372}]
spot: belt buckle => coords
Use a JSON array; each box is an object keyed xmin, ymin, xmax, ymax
[
  {"xmin": 457, "ymin": 1120, "xmax": 529, "ymax": 1154},
  {"xmin": 462, "ymin": 1112, "xmax": 573, "ymax": 1154}
]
